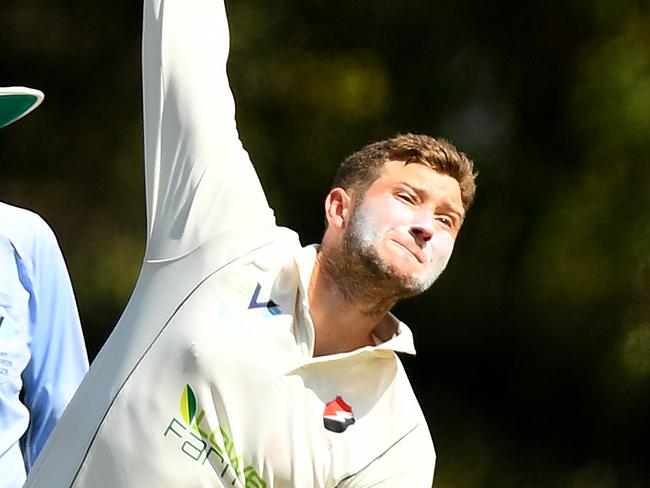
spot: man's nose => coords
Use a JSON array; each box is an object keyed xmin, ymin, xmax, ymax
[{"xmin": 409, "ymin": 221, "xmax": 434, "ymax": 247}]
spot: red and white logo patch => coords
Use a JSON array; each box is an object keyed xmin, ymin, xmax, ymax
[{"xmin": 323, "ymin": 396, "xmax": 356, "ymax": 433}]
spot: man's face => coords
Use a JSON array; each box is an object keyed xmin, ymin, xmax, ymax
[{"xmin": 342, "ymin": 160, "xmax": 464, "ymax": 296}]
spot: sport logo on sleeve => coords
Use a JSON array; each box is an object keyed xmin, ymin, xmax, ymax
[{"xmin": 323, "ymin": 396, "xmax": 356, "ymax": 433}]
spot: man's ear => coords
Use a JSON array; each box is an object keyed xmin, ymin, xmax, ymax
[{"xmin": 324, "ymin": 187, "xmax": 352, "ymax": 231}]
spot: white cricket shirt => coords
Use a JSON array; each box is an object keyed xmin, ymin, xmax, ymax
[{"xmin": 25, "ymin": 0, "xmax": 435, "ymax": 486}]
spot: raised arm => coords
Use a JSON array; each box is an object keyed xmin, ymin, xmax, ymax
[{"xmin": 142, "ymin": 0, "xmax": 275, "ymax": 262}]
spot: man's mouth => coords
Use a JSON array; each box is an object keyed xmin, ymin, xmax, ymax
[{"xmin": 390, "ymin": 240, "xmax": 427, "ymax": 264}]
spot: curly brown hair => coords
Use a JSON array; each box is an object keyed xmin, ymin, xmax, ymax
[{"xmin": 331, "ymin": 133, "xmax": 477, "ymax": 211}]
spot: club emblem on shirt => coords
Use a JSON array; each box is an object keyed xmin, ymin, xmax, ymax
[
  {"xmin": 248, "ymin": 283, "xmax": 281, "ymax": 315},
  {"xmin": 323, "ymin": 396, "xmax": 356, "ymax": 433}
]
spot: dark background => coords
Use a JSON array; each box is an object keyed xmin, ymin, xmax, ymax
[{"xmin": 2, "ymin": 1, "xmax": 649, "ymax": 486}]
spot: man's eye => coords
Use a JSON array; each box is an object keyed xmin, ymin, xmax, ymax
[
  {"xmin": 437, "ymin": 216, "xmax": 453, "ymax": 227},
  {"xmin": 397, "ymin": 193, "xmax": 415, "ymax": 204}
]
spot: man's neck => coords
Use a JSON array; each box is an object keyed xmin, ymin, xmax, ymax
[{"xmin": 307, "ymin": 252, "xmax": 396, "ymax": 357}]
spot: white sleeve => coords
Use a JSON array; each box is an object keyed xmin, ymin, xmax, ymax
[{"xmin": 142, "ymin": 0, "xmax": 275, "ymax": 262}]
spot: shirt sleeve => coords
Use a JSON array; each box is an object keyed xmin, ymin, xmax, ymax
[
  {"xmin": 142, "ymin": 0, "xmax": 276, "ymax": 262},
  {"xmin": 19, "ymin": 218, "xmax": 88, "ymax": 470},
  {"xmin": 338, "ymin": 423, "xmax": 435, "ymax": 488}
]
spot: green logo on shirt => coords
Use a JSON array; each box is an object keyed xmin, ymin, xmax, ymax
[
  {"xmin": 180, "ymin": 384, "xmax": 197, "ymax": 425},
  {"xmin": 164, "ymin": 384, "xmax": 267, "ymax": 487}
]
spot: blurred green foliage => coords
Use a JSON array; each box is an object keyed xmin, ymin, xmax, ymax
[{"xmin": 1, "ymin": 0, "xmax": 648, "ymax": 486}]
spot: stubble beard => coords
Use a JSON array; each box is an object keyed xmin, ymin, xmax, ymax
[{"xmin": 320, "ymin": 207, "xmax": 444, "ymax": 317}]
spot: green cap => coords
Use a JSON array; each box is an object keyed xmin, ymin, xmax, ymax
[{"xmin": 0, "ymin": 87, "xmax": 45, "ymax": 129}]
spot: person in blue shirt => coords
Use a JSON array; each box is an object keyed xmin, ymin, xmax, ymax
[{"xmin": 0, "ymin": 87, "xmax": 89, "ymax": 488}]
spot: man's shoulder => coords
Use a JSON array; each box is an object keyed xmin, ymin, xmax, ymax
[
  {"xmin": 0, "ymin": 202, "xmax": 56, "ymax": 253},
  {"xmin": 390, "ymin": 353, "xmax": 432, "ymax": 421}
]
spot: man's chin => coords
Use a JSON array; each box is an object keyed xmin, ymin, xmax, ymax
[
  {"xmin": 385, "ymin": 270, "xmax": 433, "ymax": 298},
  {"xmin": 394, "ymin": 263, "xmax": 449, "ymax": 295},
  {"xmin": 362, "ymin": 251, "xmax": 440, "ymax": 298}
]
